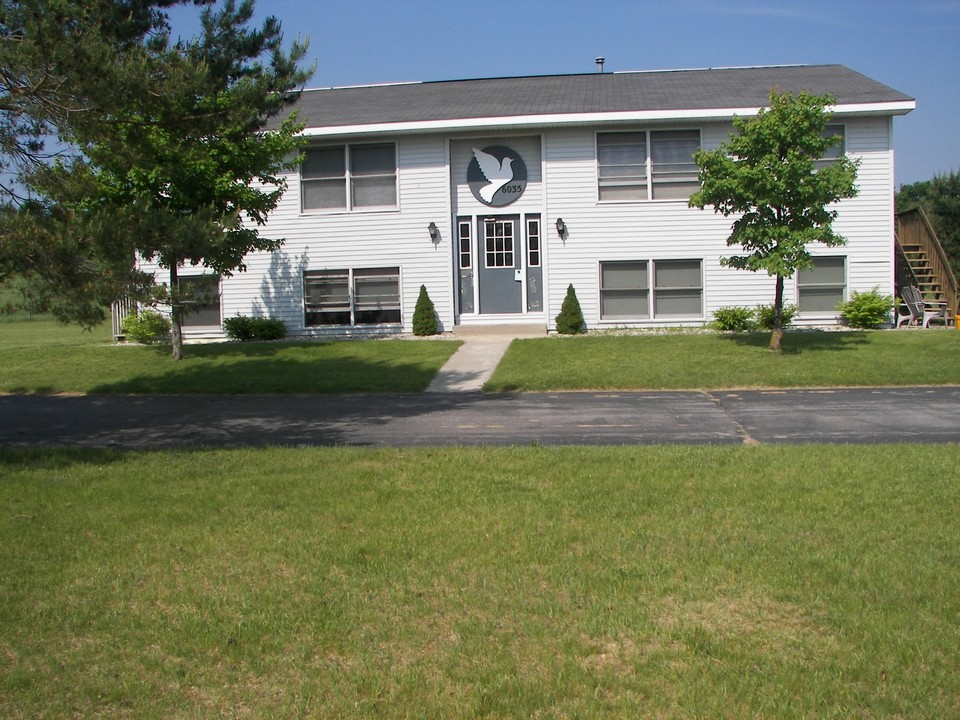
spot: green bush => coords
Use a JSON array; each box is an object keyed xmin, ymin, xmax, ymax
[
  {"xmin": 412, "ymin": 285, "xmax": 438, "ymax": 336},
  {"xmin": 121, "ymin": 309, "xmax": 171, "ymax": 344},
  {"xmin": 837, "ymin": 287, "xmax": 894, "ymax": 328},
  {"xmin": 223, "ymin": 315, "xmax": 287, "ymax": 341},
  {"xmin": 755, "ymin": 303, "xmax": 798, "ymax": 330},
  {"xmin": 712, "ymin": 306, "xmax": 757, "ymax": 331},
  {"xmin": 555, "ymin": 284, "xmax": 586, "ymax": 335}
]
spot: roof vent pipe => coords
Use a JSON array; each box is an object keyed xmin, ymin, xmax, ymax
[{"xmin": 595, "ymin": 57, "xmax": 605, "ymax": 73}]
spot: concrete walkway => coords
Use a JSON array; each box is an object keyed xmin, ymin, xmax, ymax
[{"xmin": 426, "ymin": 324, "xmax": 546, "ymax": 393}]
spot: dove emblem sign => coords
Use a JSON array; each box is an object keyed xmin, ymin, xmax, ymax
[{"xmin": 467, "ymin": 145, "xmax": 527, "ymax": 207}]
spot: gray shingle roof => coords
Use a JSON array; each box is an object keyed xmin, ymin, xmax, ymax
[{"xmin": 282, "ymin": 65, "xmax": 913, "ymax": 131}]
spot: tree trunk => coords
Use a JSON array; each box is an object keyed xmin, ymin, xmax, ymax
[
  {"xmin": 769, "ymin": 274, "xmax": 785, "ymax": 352},
  {"xmin": 169, "ymin": 265, "xmax": 184, "ymax": 361}
]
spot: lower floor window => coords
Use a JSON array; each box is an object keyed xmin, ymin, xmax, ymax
[
  {"xmin": 797, "ymin": 257, "xmax": 846, "ymax": 313},
  {"xmin": 179, "ymin": 275, "xmax": 221, "ymax": 327},
  {"xmin": 304, "ymin": 267, "xmax": 401, "ymax": 326},
  {"xmin": 600, "ymin": 259, "xmax": 703, "ymax": 320},
  {"xmin": 601, "ymin": 261, "xmax": 648, "ymax": 318}
]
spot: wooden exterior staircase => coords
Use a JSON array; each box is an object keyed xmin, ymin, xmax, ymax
[{"xmin": 895, "ymin": 207, "xmax": 957, "ymax": 327}]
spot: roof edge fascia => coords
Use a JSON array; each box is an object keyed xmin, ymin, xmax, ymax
[{"xmin": 297, "ymin": 100, "xmax": 915, "ymax": 138}]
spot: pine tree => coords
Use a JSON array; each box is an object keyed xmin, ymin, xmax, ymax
[
  {"xmin": 555, "ymin": 284, "xmax": 586, "ymax": 334},
  {"xmin": 0, "ymin": 0, "xmax": 312, "ymax": 360},
  {"xmin": 412, "ymin": 285, "xmax": 438, "ymax": 336}
]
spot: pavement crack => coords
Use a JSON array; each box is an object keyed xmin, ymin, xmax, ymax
[{"xmin": 703, "ymin": 391, "xmax": 760, "ymax": 446}]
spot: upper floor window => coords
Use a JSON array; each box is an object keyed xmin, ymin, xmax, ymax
[
  {"xmin": 301, "ymin": 143, "xmax": 397, "ymax": 212},
  {"xmin": 814, "ymin": 125, "xmax": 846, "ymax": 170},
  {"xmin": 598, "ymin": 130, "xmax": 700, "ymax": 201}
]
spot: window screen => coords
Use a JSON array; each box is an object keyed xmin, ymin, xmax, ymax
[
  {"xmin": 654, "ymin": 259, "xmax": 702, "ymax": 317},
  {"xmin": 797, "ymin": 257, "xmax": 846, "ymax": 312},
  {"xmin": 350, "ymin": 144, "xmax": 397, "ymax": 208},
  {"xmin": 650, "ymin": 131, "xmax": 700, "ymax": 200},
  {"xmin": 600, "ymin": 261, "xmax": 649, "ymax": 318},
  {"xmin": 598, "ymin": 133, "xmax": 647, "ymax": 201}
]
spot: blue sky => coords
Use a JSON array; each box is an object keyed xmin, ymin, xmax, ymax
[{"xmin": 170, "ymin": 0, "xmax": 960, "ymax": 186}]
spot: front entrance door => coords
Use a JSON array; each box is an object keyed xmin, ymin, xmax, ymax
[{"xmin": 477, "ymin": 216, "xmax": 522, "ymax": 314}]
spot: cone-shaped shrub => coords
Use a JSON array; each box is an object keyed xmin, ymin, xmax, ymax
[
  {"xmin": 555, "ymin": 284, "xmax": 586, "ymax": 334},
  {"xmin": 412, "ymin": 285, "xmax": 438, "ymax": 336}
]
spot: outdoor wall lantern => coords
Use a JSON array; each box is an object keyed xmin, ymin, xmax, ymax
[
  {"xmin": 555, "ymin": 218, "xmax": 566, "ymax": 238},
  {"xmin": 428, "ymin": 221, "xmax": 440, "ymax": 243}
]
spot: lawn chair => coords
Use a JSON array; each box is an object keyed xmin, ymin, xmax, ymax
[
  {"xmin": 899, "ymin": 285, "xmax": 948, "ymax": 328},
  {"xmin": 895, "ymin": 295, "xmax": 918, "ymax": 328}
]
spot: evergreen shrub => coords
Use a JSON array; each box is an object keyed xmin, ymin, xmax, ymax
[
  {"xmin": 837, "ymin": 287, "xmax": 894, "ymax": 328},
  {"xmin": 555, "ymin": 284, "xmax": 586, "ymax": 334},
  {"xmin": 412, "ymin": 285, "xmax": 438, "ymax": 336},
  {"xmin": 223, "ymin": 315, "xmax": 287, "ymax": 341},
  {"xmin": 121, "ymin": 309, "xmax": 171, "ymax": 344}
]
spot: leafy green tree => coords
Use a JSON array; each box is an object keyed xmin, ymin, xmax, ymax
[
  {"xmin": 896, "ymin": 171, "xmax": 960, "ymax": 277},
  {"xmin": 92, "ymin": 0, "xmax": 310, "ymax": 359},
  {"xmin": 690, "ymin": 90, "xmax": 859, "ymax": 351}
]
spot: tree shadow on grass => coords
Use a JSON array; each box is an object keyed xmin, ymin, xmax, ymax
[
  {"xmin": 90, "ymin": 342, "xmax": 456, "ymax": 395},
  {"xmin": 133, "ymin": 339, "xmax": 331, "ymax": 360},
  {"xmin": 720, "ymin": 330, "xmax": 871, "ymax": 354}
]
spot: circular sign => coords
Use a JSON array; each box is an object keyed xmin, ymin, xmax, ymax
[{"xmin": 467, "ymin": 145, "xmax": 527, "ymax": 207}]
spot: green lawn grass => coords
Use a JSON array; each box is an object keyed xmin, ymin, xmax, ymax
[
  {"xmin": 487, "ymin": 330, "xmax": 960, "ymax": 391},
  {"xmin": 2, "ymin": 445, "xmax": 958, "ymax": 718},
  {"xmin": 3, "ymin": 316, "xmax": 959, "ymax": 394},
  {"xmin": 0, "ymin": 318, "xmax": 459, "ymax": 394}
]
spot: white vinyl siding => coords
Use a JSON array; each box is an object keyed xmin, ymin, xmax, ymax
[
  {"xmin": 223, "ymin": 136, "xmax": 452, "ymax": 335},
  {"xmin": 134, "ymin": 111, "xmax": 896, "ymax": 339}
]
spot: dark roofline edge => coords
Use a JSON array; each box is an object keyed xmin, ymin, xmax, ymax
[{"xmin": 301, "ymin": 63, "xmax": 835, "ymax": 94}]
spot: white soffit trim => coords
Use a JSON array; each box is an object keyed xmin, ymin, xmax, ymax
[{"xmin": 298, "ymin": 101, "xmax": 916, "ymax": 138}]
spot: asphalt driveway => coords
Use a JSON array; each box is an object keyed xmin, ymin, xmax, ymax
[{"xmin": 2, "ymin": 386, "xmax": 958, "ymax": 448}]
